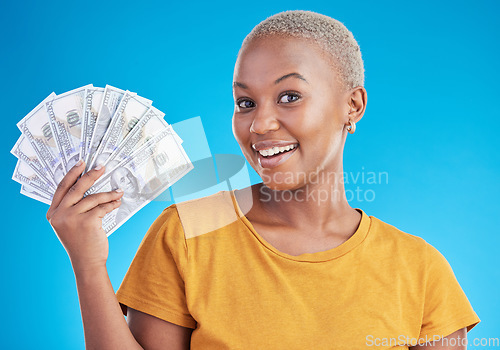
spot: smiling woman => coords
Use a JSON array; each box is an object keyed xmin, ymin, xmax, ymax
[{"xmin": 47, "ymin": 9, "xmax": 480, "ymax": 350}]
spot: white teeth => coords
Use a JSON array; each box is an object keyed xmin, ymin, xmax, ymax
[{"xmin": 258, "ymin": 144, "xmax": 297, "ymax": 157}]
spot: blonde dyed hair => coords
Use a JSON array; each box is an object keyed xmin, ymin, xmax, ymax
[{"xmin": 239, "ymin": 10, "xmax": 365, "ymax": 91}]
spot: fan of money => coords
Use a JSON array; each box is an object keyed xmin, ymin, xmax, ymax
[{"xmin": 11, "ymin": 84, "xmax": 193, "ymax": 236}]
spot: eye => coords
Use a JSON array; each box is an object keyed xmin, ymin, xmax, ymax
[
  {"xmin": 236, "ymin": 99, "xmax": 255, "ymax": 109},
  {"xmin": 278, "ymin": 92, "xmax": 301, "ymax": 104}
]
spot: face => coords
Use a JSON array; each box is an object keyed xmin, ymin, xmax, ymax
[
  {"xmin": 232, "ymin": 36, "xmax": 352, "ymax": 191},
  {"xmin": 111, "ymin": 167, "xmax": 137, "ymax": 195}
]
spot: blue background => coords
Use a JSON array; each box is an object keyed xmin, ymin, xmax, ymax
[{"xmin": 1, "ymin": 0, "xmax": 498, "ymax": 348}]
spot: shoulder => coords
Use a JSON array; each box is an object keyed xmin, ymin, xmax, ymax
[
  {"xmin": 367, "ymin": 214, "xmax": 456, "ymax": 275},
  {"xmin": 365, "ymin": 213, "xmax": 433, "ymax": 259},
  {"xmin": 362, "ymin": 213, "xmax": 458, "ymax": 290},
  {"xmin": 134, "ymin": 191, "xmax": 238, "ymax": 268},
  {"xmin": 367, "ymin": 214, "xmax": 428, "ymax": 246},
  {"xmin": 160, "ymin": 190, "xmax": 241, "ymax": 240}
]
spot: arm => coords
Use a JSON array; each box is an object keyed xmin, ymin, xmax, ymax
[
  {"xmin": 74, "ymin": 265, "xmax": 143, "ymax": 349},
  {"xmin": 127, "ymin": 307, "xmax": 194, "ymax": 350},
  {"xmin": 75, "ymin": 266, "xmax": 193, "ymax": 350},
  {"xmin": 409, "ymin": 327, "xmax": 467, "ymax": 350},
  {"xmin": 47, "ymin": 161, "xmax": 192, "ymax": 350}
]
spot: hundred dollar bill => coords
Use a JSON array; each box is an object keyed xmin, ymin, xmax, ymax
[
  {"xmin": 85, "ymin": 127, "xmax": 193, "ymax": 236},
  {"xmin": 85, "ymin": 85, "xmax": 152, "ymax": 171},
  {"xmin": 21, "ymin": 184, "xmax": 52, "ymax": 205},
  {"xmin": 46, "ymin": 84, "xmax": 91, "ymax": 172},
  {"xmin": 13, "ymin": 159, "xmax": 54, "ymax": 198},
  {"xmin": 85, "ymin": 85, "xmax": 126, "ymax": 171},
  {"xmin": 80, "ymin": 86, "xmax": 104, "ymax": 162},
  {"xmin": 105, "ymin": 106, "xmax": 167, "ymax": 165},
  {"xmin": 89, "ymin": 91, "xmax": 152, "ymax": 169},
  {"xmin": 17, "ymin": 93, "xmax": 65, "ymax": 184},
  {"xmin": 11, "ymin": 135, "xmax": 57, "ymax": 189}
]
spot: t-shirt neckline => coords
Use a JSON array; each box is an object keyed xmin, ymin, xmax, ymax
[{"xmin": 228, "ymin": 189, "xmax": 372, "ymax": 263}]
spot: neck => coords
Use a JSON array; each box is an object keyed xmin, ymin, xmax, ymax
[{"xmin": 255, "ymin": 163, "xmax": 356, "ymax": 232}]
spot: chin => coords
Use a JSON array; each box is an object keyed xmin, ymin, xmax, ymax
[
  {"xmin": 259, "ymin": 172, "xmax": 306, "ymax": 192},
  {"xmin": 262, "ymin": 182, "xmax": 289, "ymax": 192}
]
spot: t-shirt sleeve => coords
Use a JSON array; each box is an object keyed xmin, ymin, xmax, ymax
[
  {"xmin": 418, "ymin": 242, "xmax": 480, "ymax": 339},
  {"xmin": 116, "ymin": 205, "xmax": 196, "ymax": 329}
]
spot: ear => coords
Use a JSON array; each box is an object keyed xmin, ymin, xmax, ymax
[{"xmin": 346, "ymin": 86, "xmax": 367, "ymax": 124}]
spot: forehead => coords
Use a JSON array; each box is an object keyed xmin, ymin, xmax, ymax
[{"xmin": 234, "ymin": 35, "xmax": 337, "ymax": 86}]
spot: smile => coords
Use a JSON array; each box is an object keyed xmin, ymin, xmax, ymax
[
  {"xmin": 258, "ymin": 144, "xmax": 297, "ymax": 157},
  {"xmin": 255, "ymin": 143, "xmax": 299, "ymax": 168}
]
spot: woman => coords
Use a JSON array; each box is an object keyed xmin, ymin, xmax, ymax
[{"xmin": 47, "ymin": 10, "xmax": 479, "ymax": 349}]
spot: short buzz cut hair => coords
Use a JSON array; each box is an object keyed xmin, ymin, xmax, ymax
[{"xmin": 239, "ymin": 10, "xmax": 365, "ymax": 92}]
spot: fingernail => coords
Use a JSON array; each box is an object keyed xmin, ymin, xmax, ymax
[
  {"xmin": 94, "ymin": 164, "xmax": 103, "ymax": 171},
  {"xmin": 75, "ymin": 159, "xmax": 83, "ymax": 167},
  {"xmin": 115, "ymin": 188, "xmax": 123, "ymax": 193}
]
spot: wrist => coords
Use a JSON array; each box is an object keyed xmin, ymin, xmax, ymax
[{"xmin": 72, "ymin": 259, "xmax": 108, "ymax": 279}]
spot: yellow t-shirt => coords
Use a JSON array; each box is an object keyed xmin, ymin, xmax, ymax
[{"xmin": 116, "ymin": 190, "xmax": 480, "ymax": 349}]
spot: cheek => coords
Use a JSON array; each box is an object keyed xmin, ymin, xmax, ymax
[
  {"xmin": 232, "ymin": 115, "xmax": 251, "ymax": 146},
  {"xmin": 282, "ymin": 106, "xmax": 343, "ymax": 158},
  {"xmin": 279, "ymin": 105, "xmax": 329, "ymax": 141},
  {"xmin": 302, "ymin": 101, "xmax": 343, "ymax": 134}
]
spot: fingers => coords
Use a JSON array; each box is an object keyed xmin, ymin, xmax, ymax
[
  {"xmin": 48, "ymin": 160, "xmax": 86, "ymax": 216},
  {"xmin": 85, "ymin": 198, "xmax": 122, "ymax": 219},
  {"xmin": 73, "ymin": 189, "xmax": 124, "ymax": 213},
  {"xmin": 59, "ymin": 164, "xmax": 106, "ymax": 208}
]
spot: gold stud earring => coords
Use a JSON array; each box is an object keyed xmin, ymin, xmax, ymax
[
  {"xmin": 347, "ymin": 108, "xmax": 356, "ymax": 134},
  {"xmin": 347, "ymin": 119, "xmax": 356, "ymax": 134}
]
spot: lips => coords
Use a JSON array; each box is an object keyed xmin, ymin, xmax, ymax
[
  {"xmin": 252, "ymin": 141, "xmax": 299, "ymax": 169},
  {"xmin": 252, "ymin": 140, "xmax": 298, "ymax": 151}
]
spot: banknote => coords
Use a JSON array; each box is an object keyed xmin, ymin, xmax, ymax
[
  {"xmin": 88, "ymin": 91, "xmax": 152, "ymax": 169},
  {"xmin": 45, "ymin": 84, "xmax": 91, "ymax": 172},
  {"xmin": 85, "ymin": 85, "xmax": 126, "ymax": 171},
  {"xmin": 85, "ymin": 127, "xmax": 193, "ymax": 236},
  {"xmin": 11, "ymin": 135, "xmax": 57, "ymax": 189},
  {"xmin": 13, "ymin": 159, "xmax": 54, "ymax": 198},
  {"xmin": 21, "ymin": 184, "xmax": 52, "ymax": 205},
  {"xmin": 85, "ymin": 85, "xmax": 153, "ymax": 171},
  {"xmin": 12, "ymin": 84, "xmax": 193, "ymax": 237},
  {"xmin": 17, "ymin": 93, "xmax": 65, "ymax": 184},
  {"xmin": 105, "ymin": 106, "xmax": 167, "ymax": 166},
  {"xmin": 80, "ymin": 87, "xmax": 105, "ymax": 163}
]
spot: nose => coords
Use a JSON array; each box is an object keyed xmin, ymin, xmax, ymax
[{"xmin": 249, "ymin": 102, "xmax": 280, "ymax": 135}]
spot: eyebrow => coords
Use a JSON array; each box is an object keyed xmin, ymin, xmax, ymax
[
  {"xmin": 233, "ymin": 72, "xmax": 308, "ymax": 89},
  {"xmin": 275, "ymin": 72, "xmax": 308, "ymax": 85}
]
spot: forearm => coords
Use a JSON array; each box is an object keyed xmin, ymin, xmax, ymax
[{"xmin": 73, "ymin": 264, "xmax": 143, "ymax": 350}]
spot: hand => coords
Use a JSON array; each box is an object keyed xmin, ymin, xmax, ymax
[{"xmin": 46, "ymin": 160, "xmax": 124, "ymax": 271}]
